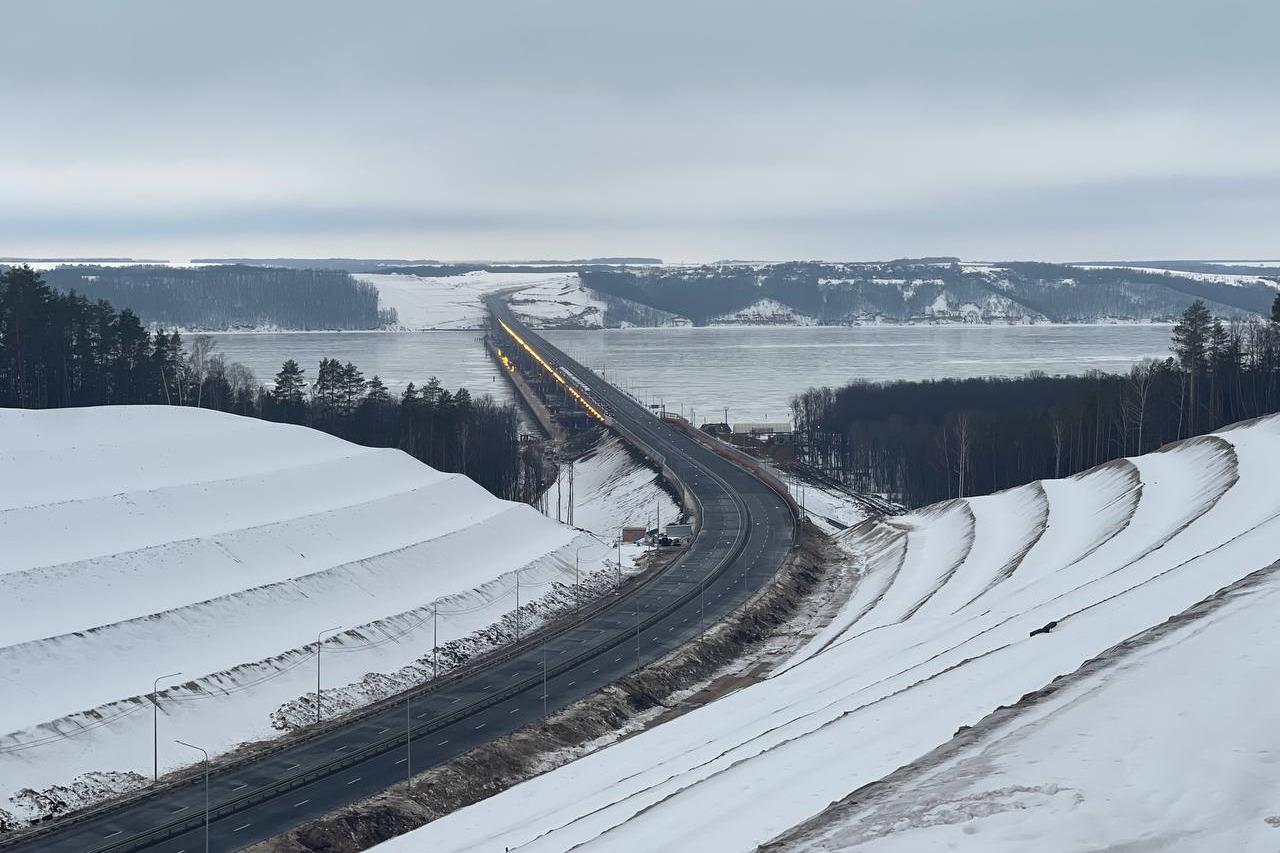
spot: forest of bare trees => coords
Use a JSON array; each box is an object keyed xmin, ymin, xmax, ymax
[{"xmin": 792, "ymin": 297, "xmax": 1280, "ymax": 507}]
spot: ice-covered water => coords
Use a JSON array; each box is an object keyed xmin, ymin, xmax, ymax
[{"xmin": 209, "ymin": 325, "xmax": 1175, "ymax": 423}]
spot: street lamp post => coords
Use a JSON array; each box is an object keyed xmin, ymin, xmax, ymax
[
  {"xmin": 315, "ymin": 625, "xmax": 343, "ymax": 725},
  {"xmin": 152, "ymin": 671, "xmax": 182, "ymax": 782},
  {"xmin": 174, "ymin": 740, "xmax": 209, "ymax": 853}
]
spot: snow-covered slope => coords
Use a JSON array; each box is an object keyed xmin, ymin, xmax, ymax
[
  {"xmin": 0, "ymin": 406, "xmax": 617, "ymax": 825},
  {"xmin": 374, "ymin": 415, "xmax": 1280, "ymax": 852},
  {"xmin": 356, "ymin": 271, "xmax": 606, "ymax": 330},
  {"xmin": 545, "ymin": 435, "xmax": 680, "ymax": 537},
  {"xmin": 505, "ymin": 276, "xmax": 606, "ymax": 329},
  {"xmin": 710, "ymin": 298, "xmax": 819, "ymax": 326}
]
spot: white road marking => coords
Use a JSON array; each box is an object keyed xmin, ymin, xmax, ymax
[
  {"xmin": 285, "ymin": 763, "xmax": 300, "ymax": 771},
  {"xmin": 347, "ymin": 777, "xmax": 362, "ymax": 786},
  {"xmin": 395, "ymin": 758, "xmax": 407, "ymax": 765},
  {"xmin": 335, "ymin": 745, "xmax": 348, "ymax": 752},
  {"xmin": 231, "ymin": 783, "xmax": 247, "ymax": 791},
  {"xmin": 103, "ymin": 830, "xmax": 122, "ymax": 839},
  {"xmin": 475, "ymin": 723, "xmax": 486, "ymax": 730},
  {"xmin": 508, "ymin": 707, "xmax": 518, "ymax": 714},
  {"xmin": 233, "ymin": 823, "xmax": 251, "ymax": 832},
  {"xmin": 172, "ymin": 805, "xmax": 189, "ymax": 813},
  {"xmin": 293, "ymin": 799, "xmax": 310, "ymax": 808},
  {"xmin": 437, "ymin": 739, "xmax": 450, "ymax": 745}
]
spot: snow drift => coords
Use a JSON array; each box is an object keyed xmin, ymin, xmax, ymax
[
  {"xmin": 374, "ymin": 414, "xmax": 1280, "ymax": 852},
  {"xmin": 0, "ymin": 406, "xmax": 621, "ymax": 826}
]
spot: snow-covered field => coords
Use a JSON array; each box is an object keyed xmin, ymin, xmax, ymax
[
  {"xmin": 374, "ymin": 414, "xmax": 1280, "ymax": 852},
  {"xmin": 356, "ymin": 271, "xmax": 602, "ymax": 330},
  {"xmin": 505, "ymin": 276, "xmax": 607, "ymax": 329},
  {"xmin": 0, "ymin": 406, "xmax": 624, "ymax": 826}
]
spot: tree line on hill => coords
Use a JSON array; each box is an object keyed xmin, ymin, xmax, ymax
[
  {"xmin": 33, "ymin": 264, "xmax": 396, "ymax": 330},
  {"xmin": 581, "ymin": 261, "xmax": 1280, "ymax": 325},
  {"xmin": 0, "ymin": 266, "xmax": 523, "ymax": 500},
  {"xmin": 791, "ymin": 296, "xmax": 1280, "ymax": 508}
]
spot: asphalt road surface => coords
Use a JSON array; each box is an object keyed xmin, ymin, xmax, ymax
[{"xmin": 6, "ymin": 308, "xmax": 796, "ymax": 853}]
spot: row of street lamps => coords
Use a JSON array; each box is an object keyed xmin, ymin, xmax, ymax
[{"xmin": 145, "ymin": 535, "xmax": 636, "ymax": 851}]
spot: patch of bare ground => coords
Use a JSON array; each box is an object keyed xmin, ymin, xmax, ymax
[{"xmin": 250, "ymin": 521, "xmax": 854, "ymax": 853}]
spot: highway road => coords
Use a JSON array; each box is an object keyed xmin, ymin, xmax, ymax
[{"xmin": 5, "ymin": 307, "xmax": 796, "ymax": 853}]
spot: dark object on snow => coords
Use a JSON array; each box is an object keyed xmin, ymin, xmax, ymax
[{"xmin": 1029, "ymin": 620, "xmax": 1059, "ymax": 637}]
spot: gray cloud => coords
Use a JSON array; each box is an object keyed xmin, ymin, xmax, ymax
[{"xmin": 3, "ymin": 0, "xmax": 1278, "ymax": 260}]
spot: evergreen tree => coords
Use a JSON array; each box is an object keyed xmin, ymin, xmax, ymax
[
  {"xmin": 1172, "ymin": 300, "xmax": 1212, "ymax": 434},
  {"xmin": 338, "ymin": 361, "xmax": 365, "ymax": 417},
  {"xmin": 272, "ymin": 359, "xmax": 307, "ymax": 422},
  {"xmin": 1272, "ymin": 292, "xmax": 1280, "ymax": 324},
  {"xmin": 366, "ymin": 375, "xmax": 390, "ymax": 404}
]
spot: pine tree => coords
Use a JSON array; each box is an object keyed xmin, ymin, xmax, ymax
[
  {"xmin": 366, "ymin": 375, "xmax": 390, "ymax": 404},
  {"xmin": 273, "ymin": 359, "xmax": 307, "ymax": 404},
  {"xmin": 1172, "ymin": 300, "xmax": 1212, "ymax": 435},
  {"xmin": 312, "ymin": 357, "xmax": 341, "ymax": 416},
  {"xmin": 1272, "ymin": 292, "xmax": 1280, "ymax": 324},
  {"xmin": 339, "ymin": 361, "xmax": 365, "ymax": 417}
]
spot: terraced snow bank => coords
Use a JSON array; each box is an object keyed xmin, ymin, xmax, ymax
[
  {"xmin": 0, "ymin": 406, "xmax": 617, "ymax": 828},
  {"xmin": 373, "ymin": 415, "xmax": 1280, "ymax": 853}
]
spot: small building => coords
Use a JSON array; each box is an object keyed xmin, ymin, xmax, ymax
[
  {"xmin": 621, "ymin": 526, "xmax": 647, "ymax": 544},
  {"xmin": 700, "ymin": 422, "xmax": 732, "ymax": 438},
  {"xmin": 732, "ymin": 421, "xmax": 793, "ymax": 438},
  {"xmin": 665, "ymin": 523, "xmax": 693, "ymax": 541}
]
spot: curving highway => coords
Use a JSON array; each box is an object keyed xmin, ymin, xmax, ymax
[{"xmin": 4, "ymin": 308, "xmax": 796, "ymax": 853}]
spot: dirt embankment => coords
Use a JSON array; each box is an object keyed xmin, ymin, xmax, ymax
[{"xmin": 251, "ymin": 523, "xmax": 846, "ymax": 853}]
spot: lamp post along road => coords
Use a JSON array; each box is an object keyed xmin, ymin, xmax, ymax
[
  {"xmin": 151, "ymin": 671, "xmax": 182, "ymax": 782},
  {"xmin": 174, "ymin": 740, "xmax": 209, "ymax": 853},
  {"xmin": 315, "ymin": 625, "xmax": 343, "ymax": 725}
]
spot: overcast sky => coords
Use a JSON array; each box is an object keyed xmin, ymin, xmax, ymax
[{"xmin": 3, "ymin": 0, "xmax": 1277, "ymax": 262}]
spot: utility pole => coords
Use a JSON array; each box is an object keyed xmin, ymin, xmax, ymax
[
  {"xmin": 433, "ymin": 602, "xmax": 439, "ymax": 677},
  {"xmin": 406, "ymin": 695, "xmax": 412, "ymax": 785},
  {"xmin": 542, "ymin": 648, "xmax": 548, "ymax": 717},
  {"xmin": 617, "ymin": 534, "xmax": 622, "ymax": 590},
  {"xmin": 315, "ymin": 625, "xmax": 343, "ymax": 725},
  {"xmin": 635, "ymin": 598, "xmax": 641, "ymax": 670},
  {"xmin": 152, "ymin": 671, "xmax": 182, "ymax": 782},
  {"xmin": 174, "ymin": 740, "xmax": 209, "ymax": 853},
  {"xmin": 515, "ymin": 571, "xmax": 521, "ymax": 641}
]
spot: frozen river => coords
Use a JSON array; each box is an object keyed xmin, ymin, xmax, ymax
[{"xmin": 209, "ymin": 324, "xmax": 1175, "ymax": 424}]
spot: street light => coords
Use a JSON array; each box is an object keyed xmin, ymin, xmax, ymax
[
  {"xmin": 174, "ymin": 739, "xmax": 209, "ymax": 853},
  {"xmin": 151, "ymin": 671, "xmax": 183, "ymax": 782},
  {"xmin": 315, "ymin": 625, "xmax": 344, "ymax": 725}
]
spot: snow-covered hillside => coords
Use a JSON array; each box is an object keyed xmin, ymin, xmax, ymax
[
  {"xmin": 545, "ymin": 435, "xmax": 680, "ymax": 538},
  {"xmin": 354, "ymin": 271, "xmax": 579, "ymax": 330},
  {"xmin": 710, "ymin": 298, "xmax": 819, "ymax": 326},
  {"xmin": 356, "ymin": 271, "xmax": 608, "ymax": 330},
  {"xmin": 374, "ymin": 415, "xmax": 1280, "ymax": 852},
  {"xmin": 0, "ymin": 407, "xmax": 621, "ymax": 827}
]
